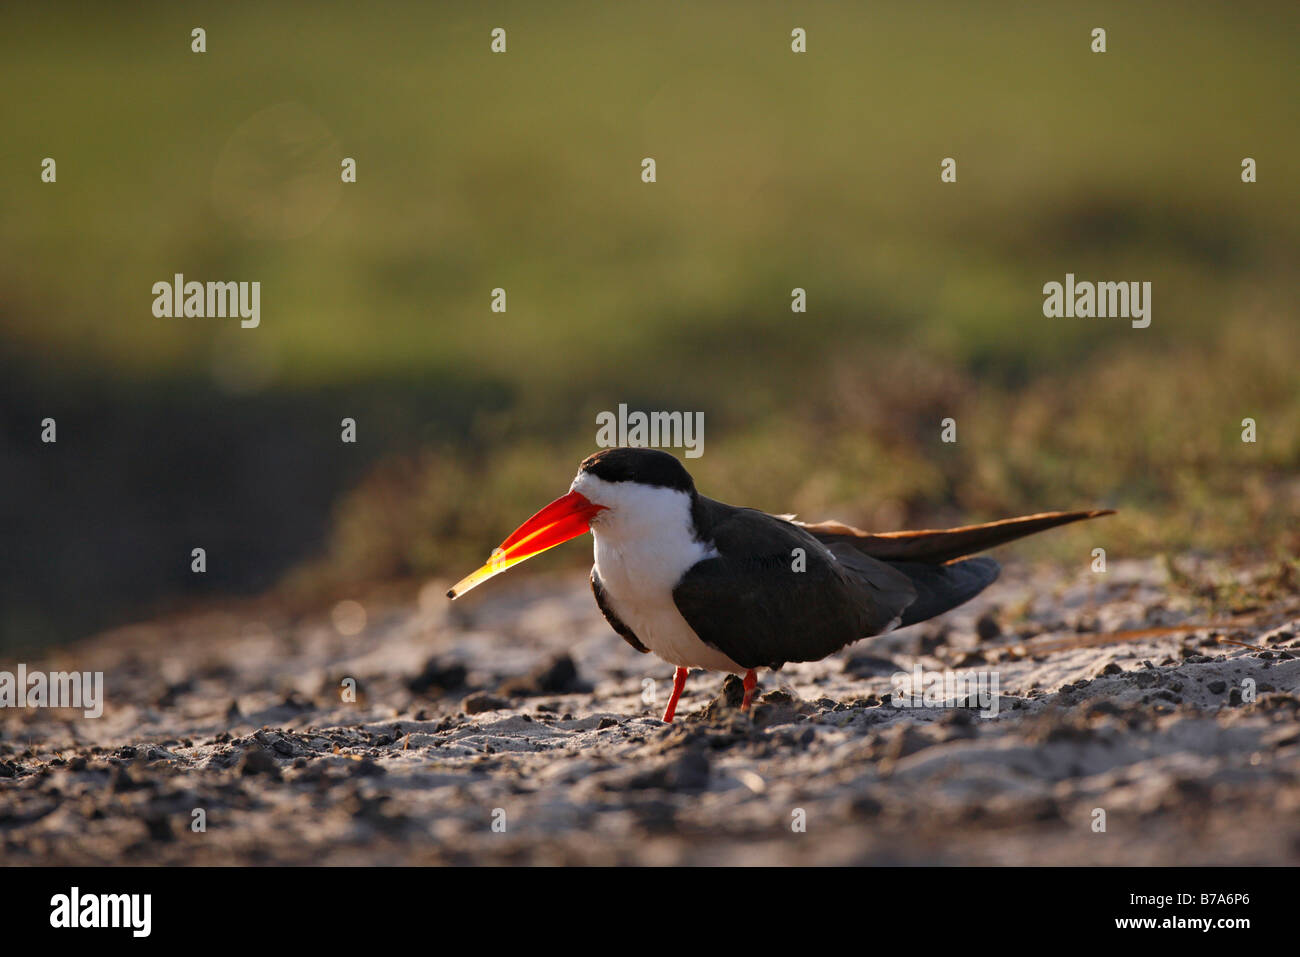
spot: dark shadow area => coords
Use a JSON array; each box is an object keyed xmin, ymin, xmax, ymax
[{"xmin": 0, "ymin": 359, "xmax": 510, "ymax": 651}]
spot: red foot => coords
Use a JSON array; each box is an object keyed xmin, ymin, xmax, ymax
[
  {"xmin": 741, "ymin": 669, "xmax": 757, "ymax": 711},
  {"xmin": 662, "ymin": 667, "xmax": 688, "ymax": 723}
]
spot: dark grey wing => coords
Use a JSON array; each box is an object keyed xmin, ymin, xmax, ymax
[
  {"xmin": 888, "ymin": 557, "xmax": 1000, "ymax": 628},
  {"xmin": 671, "ymin": 504, "xmax": 918, "ymax": 670},
  {"xmin": 591, "ymin": 567, "xmax": 649, "ymax": 654}
]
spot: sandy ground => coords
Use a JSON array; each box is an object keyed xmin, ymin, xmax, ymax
[{"xmin": 2, "ymin": 557, "xmax": 1298, "ymax": 865}]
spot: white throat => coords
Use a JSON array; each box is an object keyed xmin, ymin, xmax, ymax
[{"xmin": 573, "ymin": 472, "xmax": 741, "ymax": 672}]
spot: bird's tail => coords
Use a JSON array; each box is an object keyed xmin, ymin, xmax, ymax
[
  {"xmin": 797, "ymin": 509, "xmax": 1115, "ymax": 565},
  {"xmin": 889, "ymin": 557, "xmax": 1001, "ymax": 628}
]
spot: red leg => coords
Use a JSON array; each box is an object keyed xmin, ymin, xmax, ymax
[
  {"xmin": 741, "ymin": 669, "xmax": 758, "ymax": 711},
  {"xmin": 662, "ymin": 667, "xmax": 688, "ymax": 723}
]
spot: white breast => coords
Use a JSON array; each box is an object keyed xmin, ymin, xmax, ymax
[{"xmin": 575, "ymin": 474, "xmax": 746, "ymax": 674}]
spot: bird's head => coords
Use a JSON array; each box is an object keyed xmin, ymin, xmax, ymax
[{"xmin": 447, "ymin": 447, "xmax": 694, "ymax": 599}]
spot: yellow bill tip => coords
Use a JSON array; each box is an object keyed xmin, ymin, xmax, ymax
[{"xmin": 447, "ymin": 550, "xmax": 516, "ymax": 601}]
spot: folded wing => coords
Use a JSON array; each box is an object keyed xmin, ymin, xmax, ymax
[
  {"xmin": 673, "ymin": 502, "xmax": 1114, "ymax": 670},
  {"xmin": 672, "ymin": 502, "xmax": 917, "ymax": 670}
]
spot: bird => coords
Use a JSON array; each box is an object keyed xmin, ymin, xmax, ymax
[{"xmin": 448, "ymin": 447, "xmax": 1113, "ymax": 723}]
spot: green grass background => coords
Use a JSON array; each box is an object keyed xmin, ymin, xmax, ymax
[{"xmin": 2, "ymin": 2, "xmax": 1296, "ymax": 641}]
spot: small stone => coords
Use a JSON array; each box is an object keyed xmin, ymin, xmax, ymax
[
  {"xmin": 144, "ymin": 813, "xmax": 174, "ymax": 843},
  {"xmin": 238, "ymin": 746, "xmax": 280, "ymax": 778},
  {"xmin": 353, "ymin": 758, "xmax": 386, "ymax": 777},
  {"xmin": 498, "ymin": 654, "xmax": 588, "ymax": 697},
  {"xmin": 975, "ymin": 613, "xmax": 1002, "ymax": 641},
  {"xmin": 406, "ymin": 657, "xmax": 468, "ymax": 696},
  {"xmin": 462, "ymin": 692, "xmax": 509, "ymax": 715},
  {"xmin": 843, "ymin": 654, "xmax": 900, "ymax": 678},
  {"xmin": 110, "ymin": 766, "xmax": 141, "ymax": 792}
]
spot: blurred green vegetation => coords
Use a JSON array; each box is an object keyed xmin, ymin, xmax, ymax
[{"xmin": 2, "ymin": 2, "xmax": 1297, "ymax": 638}]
